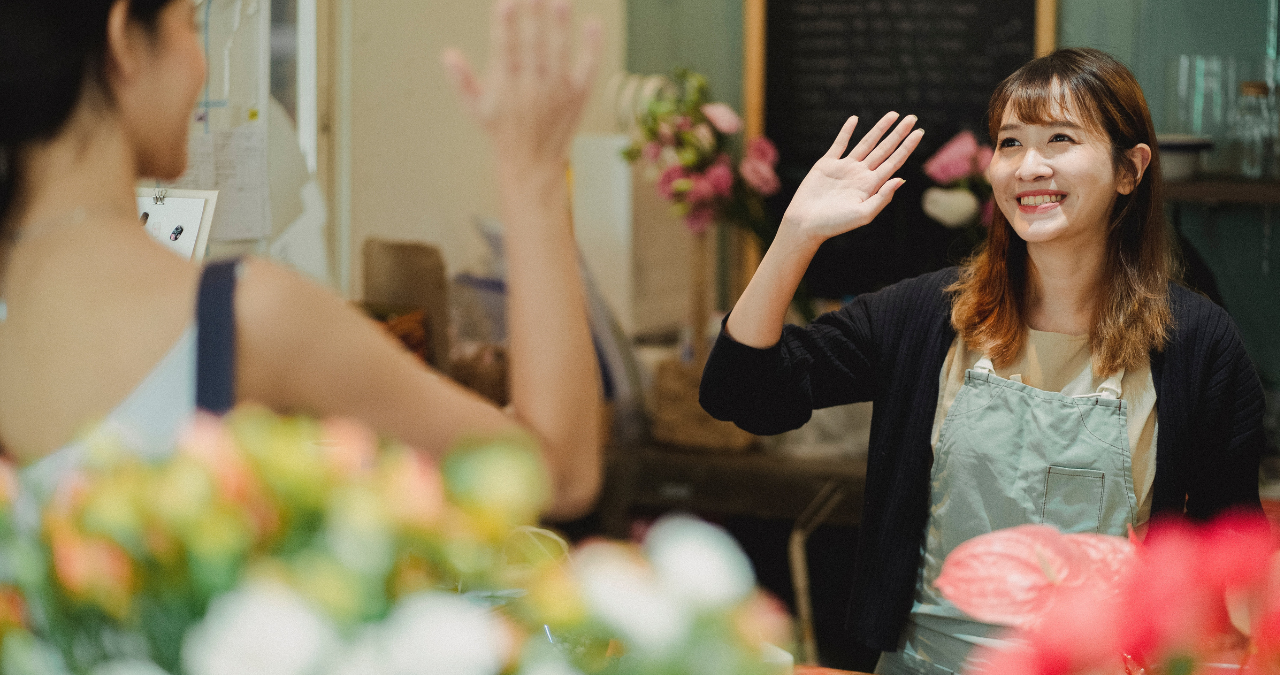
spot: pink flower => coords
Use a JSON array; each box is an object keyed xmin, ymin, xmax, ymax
[
  {"xmin": 936, "ymin": 524, "xmax": 1134, "ymax": 631},
  {"xmin": 747, "ymin": 137, "xmax": 779, "ymax": 166},
  {"xmin": 685, "ymin": 173, "xmax": 718, "ymax": 206},
  {"xmin": 1199, "ymin": 510, "xmax": 1276, "ymax": 592},
  {"xmin": 685, "ymin": 207, "xmax": 715, "ymax": 234},
  {"xmin": 675, "ymin": 115, "xmax": 693, "ymax": 132},
  {"xmin": 1118, "ymin": 519, "xmax": 1234, "ymax": 662},
  {"xmin": 705, "ymin": 160, "xmax": 734, "ymax": 198},
  {"xmin": 657, "ymin": 165, "xmax": 687, "ymax": 200},
  {"xmin": 701, "ymin": 103, "xmax": 743, "ymax": 135},
  {"xmin": 923, "ymin": 130, "xmax": 981, "ymax": 184},
  {"xmin": 740, "ymin": 158, "xmax": 781, "ymax": 196},
  {"xmin": 977, "ymin": 145, "xmax": 995, "ymax": 173},
  {"xmin": 321, "ymin": 417, "xmax": 379, "ymax": 478},
  {"xmin": 642, "ymin": 141, "xmax": 664, "ymax": 163}
]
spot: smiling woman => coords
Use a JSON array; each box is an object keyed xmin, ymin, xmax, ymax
[
  {"xmin": 951, "ymin": 48, "xmax": 1170, "ymax": 376},
  {"xmin": 699, "ymin": 46, "xmax": 1266, "ymax": 675}
]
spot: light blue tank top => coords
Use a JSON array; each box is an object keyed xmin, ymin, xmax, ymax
[{"xmin": 18, "ymin": 325, "xmax": 197, "ymax": 519}]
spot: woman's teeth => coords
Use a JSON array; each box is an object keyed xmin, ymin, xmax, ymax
[{"xmin": 1019, "ymin": 194, "xmax": 1065, "ymax": 206}]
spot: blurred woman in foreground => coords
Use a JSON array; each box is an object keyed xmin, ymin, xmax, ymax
[{"xmin": 0, "ymin": 0, "xmax": 604, "ymax": 519}]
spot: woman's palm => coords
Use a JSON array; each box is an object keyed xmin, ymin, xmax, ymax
[{"xmin": 784, "ymin": 113, "xmax": 924, "ymax": 241}]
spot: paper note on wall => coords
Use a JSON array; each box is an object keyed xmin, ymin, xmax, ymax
[
  {"xmin": 211, "ymin": 122, "xmax": 271, "ymax": 240},
  {"xmin": 155, "ymin": 0, "xmax": 271, "ymax": 241}
]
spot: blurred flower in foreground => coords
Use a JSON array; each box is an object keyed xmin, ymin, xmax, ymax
[
  {"xmin": 0, "ymin": 409, "xmax": 797, "ymax": 675},
  {"xmin": 938, "ymin": 514, "xmax": 1280, "ymax": 675},
  {"xmin": 183, "ymin": 581, "xmax": 340, "ymax": 675}
]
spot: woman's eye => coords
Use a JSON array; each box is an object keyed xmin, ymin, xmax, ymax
[
  {"xmin": 1050, "ymin": 133, "xmax": 1074, "ymax": 143},
  {"xmin": 999, "ymin": 138, "xmax": 1021, "ymax": 148}
]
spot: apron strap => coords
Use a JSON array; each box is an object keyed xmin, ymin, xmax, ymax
[
  {"xmin": 972, "ymin": 357, "xmax": 1022, "ymax": 383},
  {"xmin": 974, "ymin": 356, "xmax": 1122, "ymax": 397}
]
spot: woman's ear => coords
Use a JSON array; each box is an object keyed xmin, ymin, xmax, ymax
[
  {"xmin": 1118, "ymin": 143, "xmax": 1152, "ymax": 195},
  {"xmin": 103, "ymin": 0, "xmax": 144, "ymax": 87}
]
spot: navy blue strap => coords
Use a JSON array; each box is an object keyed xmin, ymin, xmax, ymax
[{"xmin": 196, "ymin": 260, "xmax": 240, "ymax": 414}]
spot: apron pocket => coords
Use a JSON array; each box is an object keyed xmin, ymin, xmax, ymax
[{"xmin": 1040, "ymin": 466, "xmax": 1105, "ymax": 533}]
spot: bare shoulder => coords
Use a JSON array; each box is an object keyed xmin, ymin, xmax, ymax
[{"xmin": 233, "ymin": 257, "xmax": 368, "ymax": 361}]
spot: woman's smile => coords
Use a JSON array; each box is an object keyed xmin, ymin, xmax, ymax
[{"xmin": 1016, "ymin": 189, "xmax": 1068, "ymax": 214}]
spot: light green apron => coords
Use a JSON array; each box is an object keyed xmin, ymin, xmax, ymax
[{"xmin": 875, "ymin": 356, "xmax": 1137, "ymax": 675}]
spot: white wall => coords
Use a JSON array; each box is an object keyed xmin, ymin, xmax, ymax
[{"xmin": 344, "ymin": 0, "xmax": 626, "ymax": 299}]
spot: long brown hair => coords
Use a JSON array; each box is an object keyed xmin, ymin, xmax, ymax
[{"xmin": 949, "ymin": 47, "xmax": 1175, "ymax": 377}]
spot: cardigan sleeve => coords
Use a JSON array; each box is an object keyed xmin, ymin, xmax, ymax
[
  {"xmin": 699, "ymin": 293, "xmax": 884, "ymax": 436},
  {"xmin": 1183, "ymin": 301, "xmax": 1266, "ymax": 519}
]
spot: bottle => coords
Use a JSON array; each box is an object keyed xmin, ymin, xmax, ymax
[{"xmin": 1226, "ymin": 81, "xmax": 1275, "ymax": 179}]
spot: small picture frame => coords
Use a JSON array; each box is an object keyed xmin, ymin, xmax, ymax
[{"xmin": 135, "ymin": 188, "xmax": 217, "ymax": 262}]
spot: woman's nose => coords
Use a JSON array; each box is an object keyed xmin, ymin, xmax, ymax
[{"xmin": 1015, "ymin": 148, "xmax": 1052, "ymax": 182}]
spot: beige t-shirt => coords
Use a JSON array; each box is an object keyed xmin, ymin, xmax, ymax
[{"xmin": 930, "ymin": 330, "xmax": 1158, "ymax": 524}]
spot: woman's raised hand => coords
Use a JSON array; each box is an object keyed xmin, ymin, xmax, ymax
[
  {"xmin": 782, "ymin": 112, "xmax": 924, "ymax": 244},
  {"xmin": 442, "ymin": 0, "xmax": 602, "ymax": 173}
]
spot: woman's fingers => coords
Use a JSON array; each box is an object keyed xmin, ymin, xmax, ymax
[
  {"xmin": 548, "ymin": 0, "xmax": 571, "ymax": 79},
  {"xmin": 442, "ymin": 49, "xmax": 483, "ymax": 119},
  {"xmin": 571, "ymin": 19, "xmax": 603, "ymax": 94},
  {"xmin": 874, "ymin": 128, "xmax": 925, "ymax": 180},
  {"xmin": 824, "ymin": 116, "xmax": 859, "ymax": 160},
  {"xmin": 863, "ymin": 115, "xmax": 917, "ymax": 169},
  {"xmin": 493, "ymin": 0, "xmax": 520, "ymax": 77},
  {"xmin": 847, "ymin": 112, "xmax": 900, "ymax": 162},
  {"xmin": 533, "ymin": 0, "xmax": 555, "ymax": 76}
]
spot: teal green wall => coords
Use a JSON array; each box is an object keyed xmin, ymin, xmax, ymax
[
  {"xmin": 1059, "ymin": 0, "xmax": 1271, "ymax": 133},
  {"xmin": 627, "ymin": 0, "xmax": 744, "ymax": 110}
]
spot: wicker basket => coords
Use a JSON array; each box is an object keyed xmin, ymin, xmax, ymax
[{"xmin": 649, "ymin": 357, "xmax": 754, "ymax": 452}]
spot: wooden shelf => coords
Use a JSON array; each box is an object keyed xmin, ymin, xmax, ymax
[
  {"xmin": 1165, "ymin": 179, "xmax": 1280, "ymax": 204},
  {"xmin": 599, "ymin": 441, "xmax": 867, "ymax": 536}
]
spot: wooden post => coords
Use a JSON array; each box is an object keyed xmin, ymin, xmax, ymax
[
  {"xmin": 738, "ymin": 0, "xmax": 768, "ymax": 299},
  {"xmin": 691, "ymin": 229, "xmax": 709, "ymax": 366},
  {"xmin": 1035, "ymin": 0, "xmax": 1058, "ymax": 57}
]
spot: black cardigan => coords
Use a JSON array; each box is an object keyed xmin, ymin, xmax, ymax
[{"xmin": 699, "ymin": 267, "xmax": 1265, "ymax": 652}]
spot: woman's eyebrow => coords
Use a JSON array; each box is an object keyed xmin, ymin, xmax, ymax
[{"xmin": 998, "ymin": 120, "xmax": 1085, "ymax": 132}]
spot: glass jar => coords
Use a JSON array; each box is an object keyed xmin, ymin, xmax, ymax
[{"xmin": 1224, "ymin": 80, "xmax": 1277, "ymax": 178}]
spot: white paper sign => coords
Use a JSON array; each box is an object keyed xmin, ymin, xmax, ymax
[{"xmin": 136, "ymin": 190, "xmax": 217, "ymax": 261}]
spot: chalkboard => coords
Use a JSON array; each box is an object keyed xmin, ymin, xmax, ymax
[{"xmin": 762, "ymin": 0, "xmax": 1041, "ymax": 298}]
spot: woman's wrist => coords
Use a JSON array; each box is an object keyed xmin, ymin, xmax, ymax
[{"xmin": 775, "ymin": 215, "xmax": 826, "ymax": 260}]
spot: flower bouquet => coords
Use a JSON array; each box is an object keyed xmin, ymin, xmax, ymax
[
  {"xmin": 621, "ymin": 69, "xmax": 785, "ymax": 361},
  {"xmin": 0, "ymin": 408, "xmax": 794, "ymax": 675},
  {"xmin": 617, "ymin": 70, "xmax": 785, "ymax": 451},
  {"xmin": 621, "ymin": 69, "xmax": 781, "ymax": 241},
  {"xmin": 936, "ymin": 515, "xmax": 1280, "ymax": 675},
  {"xmin": 920, "ymin": 130, "xmax": 995, "ymax": 234}
]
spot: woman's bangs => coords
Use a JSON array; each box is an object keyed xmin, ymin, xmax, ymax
[{"xmin": 995, "ymin": 74, "xmax": 1104, "ymax": 137}]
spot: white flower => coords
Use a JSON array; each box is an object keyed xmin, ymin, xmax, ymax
[
  {"xmin": 91, "ymin": 661, "xmax": 172, "ymax": 675},
  {"xmin": 573, "ymin": 542, "xmax": 691, "ymax": 655},
  {"xmin": 922, "ymin": 187, "xmax": 981, "ymax": 228},
  {"xmin": 645, "ymin": 514, "xmax": 755, "ymax": 610},
  {"xmin": 326, "ymin": 629, "xmax": 390, "ymax": 675},
  {"xmin": 182, "ymin": 581, "xmax": 340, "ymax": 675},
  {"xmin": 381, "ymin": 592, "xmax": 506, "ymax": 675}
]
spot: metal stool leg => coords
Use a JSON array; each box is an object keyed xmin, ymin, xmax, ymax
[{"xmin": 789, "ymin": 480, "xmax": 846, "ymax": 666}]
